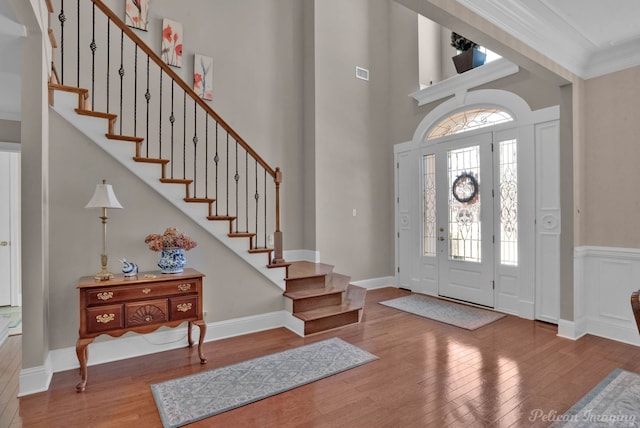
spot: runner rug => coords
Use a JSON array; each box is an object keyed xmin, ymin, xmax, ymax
[
  {"xmin": 550, "ymin": 368, "xmax": 640, "ymax": 427},
  {"xmin": 151, "ymin": 337, "xmax": 378, "ymax": 428},
  {"xmin": 379, "ymin": 294, "xmax": 505, "ymax": 330}
]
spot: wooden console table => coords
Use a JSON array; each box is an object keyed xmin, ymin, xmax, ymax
[{"xmin": 76, "ymin": 268, "xmax": 207, "ymax": 392}]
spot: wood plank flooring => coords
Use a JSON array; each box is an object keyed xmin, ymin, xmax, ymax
[{"xmin": 3, "ymin": 287, "xmax": 640, "ymax": 427}]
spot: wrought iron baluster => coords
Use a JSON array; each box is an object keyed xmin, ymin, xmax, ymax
[
  {"xmin": 134, "ymin": 45, "xmax": 138, "ymax": 136},
  {"xmin": 183, "ymin": 92, "xmax": 186, "ymax": 179},
  {"xmin": 159, "ymin": 69, "xmax": 163, "ymax": 159},
  {"xmin": 119, "ymin": 29, "xmax": 124, "ymax": 134},
  {"xmin": 214, "ymin": 123, "xmax": 219, "ymax": 216},
  {"xmin": 255, "ymin": 159, "xmax": 259, "ymax": 246},
  {"xmin": 170, "ymin": 80, "xmax": 175, "ymax": 178},
  {"xmin": 76, "ymin": 0, "xmax": 80, "ymax": 87},
  {"xmin": 205, "ymin": 116, "xmax": 209, "ymax": 198},
  {"xmin": 58, "ymin": 1, "xmax": 65, "ymax": 84},
  {"xmin": 264, "ymin": 169, "xmax": 267, "ymax": 248},
  {"xmin": 145, "ymin": 55, "xmax": 150, "ymax": 157},
  {"xmin": 235, "ymin": 140, "xmax": 239, "ymax": 233},
  {"xmin": 193, "ymin": 101, "xmax": 198, "ymax": 194},
  {"xmin": 106, "ymin": 17, "xmax": 110, "ymax": 112},
  {"xmin": 245, "ymin": 151, "xmax": 249, "ymax": 233},
  {"xmin": 90, "ymin": 2, "xmax": 96, "ymax": 110}
]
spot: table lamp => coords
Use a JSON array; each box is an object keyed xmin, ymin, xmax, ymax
[{"xmin": 85, "ymin": 179, "xmax": 123, "ymax": 280}]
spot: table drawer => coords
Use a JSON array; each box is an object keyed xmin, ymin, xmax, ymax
[
  {"xmin": 87, "ymin": 279, "xmax": 199, "ymax": 305},
  {"xmin": 126, "ymin": 299, "xmax": 169, "ymax": 327},
  {"xmin": 86, "ymin": 304, "xmax": 124, "ymax": 333},
  {"xmin": 170, "ymin": 296, "xmax": 199, "ymax": 321}
]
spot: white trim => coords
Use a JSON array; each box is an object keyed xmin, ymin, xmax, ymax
[
  {"xmin": 409, "ymin": 58, "xmax": 519, "ymax": 106},
  {"xmin": 18, "ymin": 353, "xmax": 53, "ymax": 397},
  {"xmin": 575, "ymin": 245, "xmax": 640, "ymax": 346},
  {"xmin": 9, "ymin": 152, "xmax": 21, "ymax": 306},
  {"xmin": 352, "ymin": 276, "xmax": 396, "ymax": 290},
  {"xmin": 19, "ymin": 310, "xmax": 305, "ymax": 396},
  {"xmin": 557, "ymin": 319, "xmax": 586, "ymax": 341},
  {"xmin": 284, "ymin": 249, "xmax": 320, "ymax": 263}
]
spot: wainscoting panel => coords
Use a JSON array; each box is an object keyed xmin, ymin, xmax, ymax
[{"xmin": 577, "ymin": 246, "xmax": 640, "ymax": 346}]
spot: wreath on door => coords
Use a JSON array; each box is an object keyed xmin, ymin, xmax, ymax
[{"xmin": 452, "ymin": 172, "xmax": 478, "ymax": 203}]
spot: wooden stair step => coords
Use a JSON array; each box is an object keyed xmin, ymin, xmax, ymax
[
  {"xmin": 207, "ymin": 215, "xmax": 236, "ymax": 221},
  {"xmin": 48, "ymin": 83, "xmax": 89, "ymax": 108},
  {"xmin": 286, "ymin": 261, "xmax": 334, "ymax": 280},
  {"xmin": 133, "ymin": 157, "xmax": 170, "ymax": 165},
  {"xmin": 75, "ymin": 108, "xmax": 116, "ymax": 121},
  {"xmin": 284, "ymin": 286, "xmax": 343, "ymax": 301},
  {"xmin": 294, "ymin": 304, "xmax": 361, "ymax": 335},
  {"xmin": 106, "ymin": 133, "xmax": 144, "ymax": 143},
  {"xmin": 248, "ymin": 248, "xmax": 273, "ymax": 254},
  {"xmin": 229, "ymin": 232, "xmax": 255, "ymax": 238},
  {"xmin": 184, "ymin": 198, "xmax": 215, "ymax": 204},
  {"xmin": 160, "ymin": 178, "xmax": 193, "ymax": 185}
]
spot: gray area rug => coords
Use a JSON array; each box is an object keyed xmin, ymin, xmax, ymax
[
  {"xmin": 0, "ymin": 306, "xmax": 21, "ymax": 335},
  {"xmin": 379, "ymin": 294, "xmax": 505, "ymax": 330},
  {"xmin": 151, "ymin": 337, "xmax": 378, "ymax": 428},
  {"xmin": 550, "ymin": 369, "xmax": 640, "ymax": 427}
]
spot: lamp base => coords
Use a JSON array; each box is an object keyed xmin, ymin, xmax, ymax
[{"xmin": 94, "ymin": 269, "xmax": 114, "ymax": 281}]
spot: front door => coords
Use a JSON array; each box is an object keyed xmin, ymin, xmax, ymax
[
  {"xmin": 0, "ymin": 152, "xmax": 13, "ymax": 306},
  {"xmin": 434, "ymin": 133, "xmax": 494, "ymax": 307}
]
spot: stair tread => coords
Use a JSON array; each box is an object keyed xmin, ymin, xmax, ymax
[
  {"xmin": 284, "ymin": 287, "xmax": 343, "ymax": 300},
  {"xmin": 287, "ymin": 261, "xmax": 334, "ymax": 280},
  {"xmin": 75, "ymin": 108, "xmax": 117, "ymax": 120},
  {"xmin": 207, "ymin": 215, "xmax": 236, "ymax": 221},
  {"xmin": 248, "ymin": 248, "xmax": 273, "ymax": 254},
  {"xmin": 48, "ymin": 83, "xmax": 88, "ymax": 95},
  {"xmin": 184, "ymin": 198, "xmax": 215, "ymax": 203},
  {"xmin": 294, "ymin": 303, "xmax": 362, "ymax": 322},
  {"xmin": 106, "ymin": 133, "xmax": 144, "ymax": 143},
  {"xmin": 160, "ymin": 178, "xmax": 193, "ymax": 184},
  {"xmin": 133, "ymin": 156, "xmax": 170, "ymax": 164},
  {"xmin": 229, "ymin": 232, "xmax": 255, "ymax": 238}
]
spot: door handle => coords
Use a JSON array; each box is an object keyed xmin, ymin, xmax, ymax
[
  {"xmin": 0, "ymin": 241, "xmax": 8, "ymax": 246},
  {"xmin": 439, "ymin": 237, "xmax": 445, "ymax": 241}
]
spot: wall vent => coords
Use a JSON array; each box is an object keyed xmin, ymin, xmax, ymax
[{"xmin": 355, "ymin": 66, "xmax": 369, "ymax": 81}]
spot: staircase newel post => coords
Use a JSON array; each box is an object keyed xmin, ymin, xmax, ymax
[{"xmin": 272, "ymin": 167, "xmax": 285, "ymax": 265}]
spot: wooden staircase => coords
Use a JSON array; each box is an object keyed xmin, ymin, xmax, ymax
[
  {"xmin": 284, "ymin": 262, "xmax": 366, "ymax": 335},
  {"xmin": 45, "ymin": 0, "xmax": 366, "ymax": 336}
]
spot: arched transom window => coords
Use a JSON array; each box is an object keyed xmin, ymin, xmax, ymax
[{"xmin": 427, "ymin": 108, "xmax": 513, "ymax": 140}]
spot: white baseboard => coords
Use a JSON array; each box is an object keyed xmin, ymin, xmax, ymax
[
  {"xmin": 21, "ymin": 310, "xmax": 303, "ymax": 397},
  {"xmin": 18, "ymin": 353, "xmax": 53, "ymax": 397},
  {"xmin": 557, "ymin": 319, "xmax": 586, "ymax": 340},
  {"xmin": 352, "ymin": 276, "xmax": 396, "ymax": 290},
  {"xmin": 284, "ymin": 249, "xmax": 320, "ymax": 263}
]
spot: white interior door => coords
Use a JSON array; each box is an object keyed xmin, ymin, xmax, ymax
[
  {"xmin": 0, "ymin": 152, "xmax": 13, "ymax": 306},
  {"xmin": 436, "ymin": 133, "xmax": 494, "ymax": 307}
]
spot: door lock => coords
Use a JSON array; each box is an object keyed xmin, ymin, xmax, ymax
[
  {"xmin": 438, "ymin": 237, "xmax": 445, "ymax": 241},
  {"xmin": 0, "ymin": 241, "xmax": 8, "ymax": 247}
]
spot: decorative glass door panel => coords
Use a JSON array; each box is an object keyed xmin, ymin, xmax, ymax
[
  {"xmin": 448, "ymin": 145, "xmax": 481, "ymax": 263},
  {"xmin": 436, "ymin": 133, "xmax": 494, "ymax": 307}
]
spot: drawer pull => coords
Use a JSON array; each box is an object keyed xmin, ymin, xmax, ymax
[
  {"xmin": 177, "ymin": 302, "xmax": 192, "ymax": 312},
  {"xmin": 96, "ymin": 313, "xmax": 115, "ymax": 324},
  {"xmin": 177, "ymin": 283, "xmax": 192, "ymax": 292},
  {"xmin": 142, "ymin": 288, "xmax": 151, "ymax": 294},
  {"xmin": 97, "ymin": 292, "xmax": 114, "ymax": 301}
]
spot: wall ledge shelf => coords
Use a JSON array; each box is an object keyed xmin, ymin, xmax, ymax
[{"xmin": 409, "ymin": 58, "xmax": 520, "ymax": 106}]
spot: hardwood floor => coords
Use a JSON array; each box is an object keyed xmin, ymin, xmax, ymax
[{"xmin": 3, "ymin": 287, "xmax": 640, "ymax": 427}]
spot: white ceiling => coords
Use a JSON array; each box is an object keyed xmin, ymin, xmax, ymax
[
  {"xmin": 1, "ymin": 0, "xmax": 639, "ymax": 120},
  {"xmin": 457, "ymin": 0, "xmax": 640, "ymax": 79}
]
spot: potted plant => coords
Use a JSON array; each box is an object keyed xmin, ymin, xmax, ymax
[
  {"xmin": 450, "ymin": 32, "xmax": 486, "ymax": 74},
  {"xmin": 145, "ymin": 227, "xmax": 197, "ymax": 274}
]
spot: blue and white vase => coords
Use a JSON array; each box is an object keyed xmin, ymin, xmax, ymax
[{"xmin": 157, "ymin": 247, "xmax": 187, "ymax": 274}]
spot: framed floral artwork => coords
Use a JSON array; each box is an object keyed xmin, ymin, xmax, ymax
[
  {"xmin": 125, "ymin": 0, "xmax": 149, "ymax": 31},
  {"xmin": 194, "ymin": 54, "xmax": 213, "ymax": 100},
  {"xmin": 161, "ymin": 18, "xmax": 183, "ymax": 67}
]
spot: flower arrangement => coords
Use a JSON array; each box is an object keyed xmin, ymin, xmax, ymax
[
  {"xmin": 144, "ymin": 227, "xmax": 197, "ymax": 252},
  {"xmin": 450, "ymin": 32, "xmax": 479, "ymax": 52}
]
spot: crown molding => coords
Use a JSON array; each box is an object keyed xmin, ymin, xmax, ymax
[{"xmin": 409, "ymin": 58, "xmax": 519, "ymax": 106}]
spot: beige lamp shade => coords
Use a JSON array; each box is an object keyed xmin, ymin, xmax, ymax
[{"xmin": 85, "ymin": 180, "xmax": 123, "ymax": 209}]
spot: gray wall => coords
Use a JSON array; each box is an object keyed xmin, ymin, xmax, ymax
[{"xmin": 0, "ymin": 119, "xmax": 21, "ymax": 143}]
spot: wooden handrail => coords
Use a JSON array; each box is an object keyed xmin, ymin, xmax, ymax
[{"xmin": 91, "ymin": 0, "xmax": 277, "ymax": 179}]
